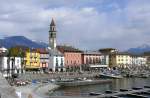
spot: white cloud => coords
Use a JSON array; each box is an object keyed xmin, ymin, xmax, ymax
[{"xmin": 0, "ymin": 0, "xmax": 150, "ymax": 51}]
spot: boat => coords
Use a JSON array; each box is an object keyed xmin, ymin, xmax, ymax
[
  {"xmin": 139, "ymin": 74, "xmax": 149, "ymax": 78},
  {"xmin": 89, "ymin": 92, "xmax": 102, "ymax": 96},
  {"xmin": 99, "ymin": 73, "xmax": 123, "ymax": 79}
]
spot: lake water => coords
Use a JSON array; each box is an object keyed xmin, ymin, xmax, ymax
[{"xmin": 51, "ymin": 78, "xmax": 150, "ymax": 96}]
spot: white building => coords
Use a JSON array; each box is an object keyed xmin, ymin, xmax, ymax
[
  {"xmin": 0, "ymin": 56, "xmax": 22, "ymax": 77},
  {"xmin": 0, "ymin": 47, "xmax": 22, "ymax": 77},
  {"xmin": 49, "ymin": 49, "xmax": 65, "ymax": 72},
  {"xmin": 48, "ymin": 18, "xmax": 65, "ymax": 72},
  {"xmin": 110, "ymin": 52, "xmax": 147, "ymax": 68},
  {"xmin": 131, "ymin": 55, "xmax": 147, "ymax": 66}
]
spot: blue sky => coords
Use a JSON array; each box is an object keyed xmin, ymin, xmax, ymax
[{"xmin": 0, "ymin": 0, "xmax": 150, "ymax": 50}]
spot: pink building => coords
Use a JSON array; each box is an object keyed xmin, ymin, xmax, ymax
[
  {"xmin": 82, "ymin": 51, "xmax": 101, "ymax": 65},
  {"xmin": 57, "ymin": 46, "xmax": 82, "ymax": 67}
]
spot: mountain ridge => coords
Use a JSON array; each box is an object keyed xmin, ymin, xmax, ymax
[
  {"xmin": 0, "ymin": 36, "xmax": 150, "ymax": 54},
  {"xmin": 127, "ymin": 44, "xmax": 150, "ymax": 55},
  {"xmin": 0, "ymin": 36, "xmax": 48, "ymax": 48}
]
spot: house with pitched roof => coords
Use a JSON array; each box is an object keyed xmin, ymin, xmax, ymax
[{"xmin": 57, "ymin": 45, "xmax": 82, "ymax": 71}]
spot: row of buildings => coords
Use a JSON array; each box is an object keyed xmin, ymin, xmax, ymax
[
  {"xmin": 0, "ymin": 46, "xmax": 109, "ymax": 76},
  {"xmin": 110, "ymin": 52, "xmax": 147, "ymax": 68},
  {"xmin": 0, "ymin": 46, "xmax": 149, "ymax": 74},
  {"xmin": 0, "ymin": 18, "xmax": 149, "ymax": 77}
]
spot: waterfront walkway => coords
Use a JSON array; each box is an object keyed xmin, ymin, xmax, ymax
[
  {"xmin": 18, "ymin": 72, "xmax": 100, "ymax": 81},
  {"xmin": 15, "ymin": 83, "xmax": 59, "ymax": 98},
  {"xmin": 0, "ymin": 73, "xmax": 18, "ymax": 98}
]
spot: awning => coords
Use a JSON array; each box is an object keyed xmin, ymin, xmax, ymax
[{"xmin": 90, "ymin": 64, "xmax": 108, "ymax": 68}]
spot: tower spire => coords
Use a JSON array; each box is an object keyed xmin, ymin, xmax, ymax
[
  {"xmin": 50, "ymin": 18, "xmax": 56, "ymax": 26},
  {"xmin": 49, "ymin": 18, "xmax": 57, "ymax": 49}
]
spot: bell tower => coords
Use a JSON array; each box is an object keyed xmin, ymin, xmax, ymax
[{"xmin": 49, "ymin": 18, "xmax": 57, "ymax": 49}]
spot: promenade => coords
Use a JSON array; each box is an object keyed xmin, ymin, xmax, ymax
[
  {"xmin": 15, "ymin": 83, "xmax": 59, "ymax": 98},
  {"xmin": 18, "ymin": 72, "xmax": 100, "ymax": 81},
  {"xmin": 0, "ymin": 73, "xmax": 18, "ymax": 98}
]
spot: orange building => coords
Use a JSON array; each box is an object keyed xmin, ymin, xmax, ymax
[{"xmin": 57, "ymin": 46, "xmax": 82, "ymax": 68}]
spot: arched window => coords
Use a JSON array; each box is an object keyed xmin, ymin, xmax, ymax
[
  {"xmin": 89, "ymin": 57, "xmax": 92, "ymax": 64},
  {"xmin": 96, "ymin": 58, "xmax": 99, "ymax": 63},
  {"xmin": 86, "ymin": 57, "xmax": 89, "ymax": 64},
  {"xmin": 93, "ymin": 58, "xmax": 96, "ymax": 64}
]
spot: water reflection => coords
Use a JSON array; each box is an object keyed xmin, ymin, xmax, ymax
[{"xmin": 51, "ymin": 78, "xmax": 150, "ymax": 96}]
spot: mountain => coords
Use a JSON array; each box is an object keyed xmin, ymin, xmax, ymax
[
  {"xmin": 0, "ymin": 36, "xmax": 48, "ymax": 48},
  {"xmin": 127, "ymin": 44, "xmax": 150, "ymax": 55}
]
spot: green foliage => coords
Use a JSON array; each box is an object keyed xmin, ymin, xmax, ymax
[{"xmin": 8, "ymin": 46, "xmax": 29, "ymax": 57}]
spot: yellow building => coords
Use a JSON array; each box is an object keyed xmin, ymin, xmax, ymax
[
  {"xmin": 110, "ymin": 52, "xmax": 132, "ymax": 68},
  {"xmin": 24, "ymin": 49, "xmax": 40, "ymax": 70}
]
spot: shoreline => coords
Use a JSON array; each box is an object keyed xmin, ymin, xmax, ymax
[
  {"xmin": 15, "ymin": 83, "xmax": 59, "ymax": 98},
  {"xmin": 55, "ymin": 79, "xmax": 112, "ymax": 87}
]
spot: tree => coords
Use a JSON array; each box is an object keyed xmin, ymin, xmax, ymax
[{"xmin": 7, "ymin": 46, "xmax": 30, "ymax": 78}]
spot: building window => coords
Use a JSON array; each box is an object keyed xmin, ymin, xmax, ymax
[
  {"xmin": 102, "ymin": 59, "xmax": 105, "ymax": 65},
  {"xmin": 61, "ymin": 58, "xmax": 63, "ymax": 67},
  {"xmin": 99, "ymin": 58, "xmax": 101, "ymax": 64},
  {"xmin": 93, "ymin": 58, "xmax": 96, "ymax": 64},
  {"xmin": 89, "ymin": 57, "xmax": 92, "ymax": 64},
  {"xmin": 17, "ymin": 59, "xmax": 19, "ymax": 63},
  {"xmin": 56, "ymin": 58, "xmax": 58, "ymax": 67},
  {"xmin": 74, "ymin": 61, "xmax": 76, "ymax": 65},
  {"xmin": 96, "ymin": 58, "xmax": 99, "ymax": 63},
  {"xmin": 71, "ymin": 60, "xmax": 72, "ymax": 64},
  {"xmin": 86, "ymin": 57, "xmax": 89, "ymax": 64}
]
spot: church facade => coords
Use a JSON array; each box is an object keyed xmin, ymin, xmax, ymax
[{"xmin": 48, "ymin": 18, "xmax": 65, "ymax": 72}]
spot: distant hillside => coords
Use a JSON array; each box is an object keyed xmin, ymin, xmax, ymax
[
  {"xmin": 0, "ymin": 36, "xmax": 48, "ymax": 48},
  {"xmin": 127, "ymin": 44, "xmax": 150, "ymax": 55},
  {"xmin": 0, "ymin": 36, "xmax": 149, "ymax": 54}
]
